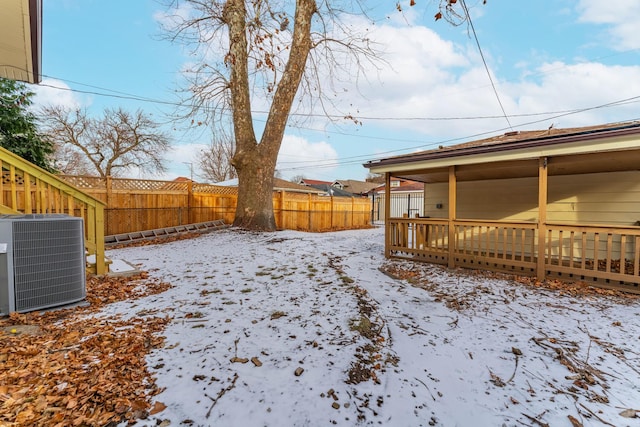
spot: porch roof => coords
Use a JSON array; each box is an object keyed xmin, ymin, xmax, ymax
[
  {"xmin": 0, "ymin": 0, "xmax": 42, "ymax": 84},
  {"xmin": 364, "ymin": 122, "xmax": 640, "ymax": 183}
]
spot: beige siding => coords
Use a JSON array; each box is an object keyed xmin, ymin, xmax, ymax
[
  {"xmin": 424, "ymin": 177, "xmax": 538, "ymax": 221},
  {"xmin": 547, "ymin": 171, "xmax": 640, "ymax": 225},
  {"xmin": 424, "ymin": 171, "xmax": 640, "ymax": 226}
]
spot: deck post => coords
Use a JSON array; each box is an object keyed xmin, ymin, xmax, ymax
[
  {"xmin": 448, "ymin": 166, "xmax": 457, "ymax": 268},
  {"xmin": 384, "ymin": 172, "xmax": 391, "ymax": 258},
  {"xmin": 94, "ymin": 205, "xmax": 106, "ymax": 275},
  {"xmin": 537, "ymin": 157, "xmax": 548, "ymax": 280}
]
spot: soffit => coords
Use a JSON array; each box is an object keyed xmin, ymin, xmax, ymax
[{"xmin": 389, "ymin": 149, "xmax": 640, "ymax": 184}]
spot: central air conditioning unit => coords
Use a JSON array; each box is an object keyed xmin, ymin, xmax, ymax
[{"xmin": 0, "ymin": 214, "xmax": 86, "ymax": 315}]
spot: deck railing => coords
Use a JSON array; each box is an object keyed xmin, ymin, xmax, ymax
[
  {"xmin": 0, "ymin": 146, "xmax": 106, "ymax": 274},
  {"xmin": 544, "ymin": 223, "xmax": 640, "ymax": 286},
  {"xmin": 388, "ymin": 217, "xmax": 640, "ymax": 292}
]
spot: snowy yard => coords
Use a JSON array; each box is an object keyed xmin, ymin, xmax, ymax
[{"xmin": 98, "ymin": 226, "xmax": 640, "ymax": 427}]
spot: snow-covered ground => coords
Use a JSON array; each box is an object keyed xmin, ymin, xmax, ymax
[{"xmin": 105, "ymin": 227, "xmax": 640, "ymax": 427}]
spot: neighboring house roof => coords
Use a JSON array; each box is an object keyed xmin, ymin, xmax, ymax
[
  {"xmin": 307, "ymin": 184, "xmax": 356, "ymax": 197},
  {"xmin": 299, "ymin": 179, "xmax": 332, "ymax": 186},
  {"xmin": 332, "ymin": 180, "xmax": 380, "ymax": 195},
  {"xmin": 373, "ymin": 179, "xmax": 424, "ymax": 194},
  {"xmin": 364, "ymin": 121, "xmax": 640, "ymax": 183},
  {"xmin": 214, "ymin": 178, "xmax": 324, "ymax": 194},
  {"xmin": 273, "ymin": 178, "xmax": 324, "ymax": 194},
  {"xmin": 0, "ymin": 0, "xmax": 42, "ymax": 83}
]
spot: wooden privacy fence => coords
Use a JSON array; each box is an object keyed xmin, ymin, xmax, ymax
[{"xmin": 60, "ymin": 175, "xmax": 371, "ymax": 235}]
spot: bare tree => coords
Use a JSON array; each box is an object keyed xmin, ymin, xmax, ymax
[
  {"xmin": 51, "ymin": 142, "xmax": 94, "ymax": 175},
  {"xmin": 40, "ymin": 106, "xmax": 171, "ymax": 179},
  {"xmin": 160, "ymin": 0, "xmax": 473, "ymax": 230},
  {"xmin": 159, "ymin": 0, "xmax": 380, "ymax": 230},
  {"xmin": 290, "ymin": 175, "xmax": 306, "ymax": 184},
  {"xmin": 366, "ymin": 173, "xmax": 384, "ymax": 184},
  {"xmin": 199, "ymin": 127, "xmax": 237, "ymax": 183}
]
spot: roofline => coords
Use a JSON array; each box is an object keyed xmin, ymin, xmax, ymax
[{"xmin": 363, "ymin": 123, "xmax": 640, "ymax": 169}]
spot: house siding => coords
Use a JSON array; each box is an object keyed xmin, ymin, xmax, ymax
[{"xmin": 423, "ymin": 171, "xmax": 640, "ymax": 226}]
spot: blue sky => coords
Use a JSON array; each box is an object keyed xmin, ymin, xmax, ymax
[{"xmin": 32, "ymin": 0, "xmax": 640, "ymax": 182}]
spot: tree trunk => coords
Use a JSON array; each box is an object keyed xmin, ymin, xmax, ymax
[
  {"xmin": 233, "ymin": 145, "xmax": 277, "ymax": 230},
  {"xmin": 226, "ymin": 0, "xmax": 315, "ymax": 231}
]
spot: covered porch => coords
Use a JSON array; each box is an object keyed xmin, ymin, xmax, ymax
[{"xmin": 365, "ymin": 123, "xmax": 640, "ymax": 293}]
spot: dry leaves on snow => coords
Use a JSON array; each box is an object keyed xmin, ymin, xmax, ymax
[{"xmin": 0, "ymin": 274, "xmax": 172, "ymax": 427}]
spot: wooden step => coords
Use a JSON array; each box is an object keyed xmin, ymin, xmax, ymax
[{"xmin": 104, "ymin": 219, "xmax": 229, "ymax": 247}]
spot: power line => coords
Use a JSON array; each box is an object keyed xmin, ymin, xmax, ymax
[
  {"xmin": 12, "ymin": 64, "xmax": 640, "ymax": 168},
  {"xmin": 35, "ymin": 73, "xmax": 640, "ymax": 168},
  {"xmin": 38, "ymin": 75, "xmax": 633, "ymax": 123},
  {"xmin": 276, "ymin": 96, "xmax": 640, "ymax": 171}
]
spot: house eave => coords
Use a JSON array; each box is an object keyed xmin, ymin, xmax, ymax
[{"xmin": 364, "ymin": 123, "xmax": 640, "ymax": 174}]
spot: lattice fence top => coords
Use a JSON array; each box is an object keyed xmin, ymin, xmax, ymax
[
  {"xmin": 60, "ymin": 175, "xmax": 106, "ymax": 189},
  {"xmin": 55, "ymin": 175, "xmax": 354, "ymax": 198},
  {"xmin": 112, "ymin": 178, "xmax": 190, "ymax": 191},
  {"xmin": 59, "ymin": 175, "xmax": 191, "ymax": 191},
  {"xmin": 193, "ymin": 184, "xmax": 238, "ymax": 195}
]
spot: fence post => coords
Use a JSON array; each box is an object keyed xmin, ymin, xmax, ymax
[
  {"xmin": 351, "ymin": 197, "xmax": 354, "ymax": 227},
  {"xmin": 308, "ymin": 193, "xmax": 312, "ymax": 231},
  {"xmin": 370, "ymin": 193, "xmax": 375, "ymax": 224},
  {"xmin": 330, "ymin": 194, "xmax": 334, "ymax": 230},
  {"xmin": 280, "ymin": 190, "xmax": 286, "ymax": 230},
  {"xmin": 106, "ymin": 176, "xmax": 113, "ymax": 207},
  {"xmin": 187, "ymin": 180, "xmax": 193, "ymax": 224}
]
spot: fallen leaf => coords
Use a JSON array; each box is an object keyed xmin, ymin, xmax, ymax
[
  {"xmin": 619, "ymin": 409, "xmax": 637, "ymax": 418},
  {"xmin": 150, "ymin": 401, "xmax": 167, "ymax": 415},
  {"xmin": 568, "ymin": 414, "xmax": 583, "ymax": 427}
]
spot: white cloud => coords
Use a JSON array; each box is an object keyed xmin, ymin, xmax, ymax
[
  {"xmin": 32, "ymin": 78, "xmax": 84, "ymax": 110},
  {"xmin": 509, "ymin": 61, "xmax": 640, "ymax": 128},
  {"xmin": 577, "ymin": 0, "xmax": 640, "ymax": 50},
  {"xmin": 152, "ymin": 2, "xmax": 193, "ymax": 29},
  {"xmin": 160, "ymin": 4, "xmax": 640, "ymax": 175},
  {"xmin": 318, "ymin": 15, "xmax": 640, "ymax": 141},
  {"xmin": 161, "ymin": 142, "xmax": 209, "ymax": 181},
  {"xmin": 157, "ymin": 137, "xmax": 338, "ymax": 182},
  {"xmin": 276, "ymin": 135, "xmax": 338, "ymax": 180}
]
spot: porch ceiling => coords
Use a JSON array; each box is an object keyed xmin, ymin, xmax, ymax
[
  {"xmin": 392, "ymin": 148, "xmax": 640, "ymax": 183},
  {"xmin": 0, "ymin": 0, "xmax": 42, "ymax": 84}
]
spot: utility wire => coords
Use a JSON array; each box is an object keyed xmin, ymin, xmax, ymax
[
  {"xmin": 276, "ymin": 95, "xmax": 640, "ymax": 171},
  {"xmin": 9, "ymin": 65, "xmax": 640, "ymax": 166},
  {"xmin": 34, "ymin": 76, "xmax": 640, "ymax": 167},
  {"xmin": 460, "ymin": 0, "xmax": 513, "ymax": 130},
  {"xmin": 35, "ymin": 80, "xmax": 640, "ymax": 124}
]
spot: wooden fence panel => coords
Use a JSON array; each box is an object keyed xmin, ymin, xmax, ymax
[{"xmin": 58, "ymin": 176, "xmax": 371, "ymax": 235}]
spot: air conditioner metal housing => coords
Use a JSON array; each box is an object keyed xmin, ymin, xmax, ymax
[{"xmin": 0, "ymin": 214, "xmax": 86, "ymax": 315}]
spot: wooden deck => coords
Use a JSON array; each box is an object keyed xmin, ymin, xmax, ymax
[{"xmin": 387, "ymin": 217, "xmax": 640, "ymax": 293}]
